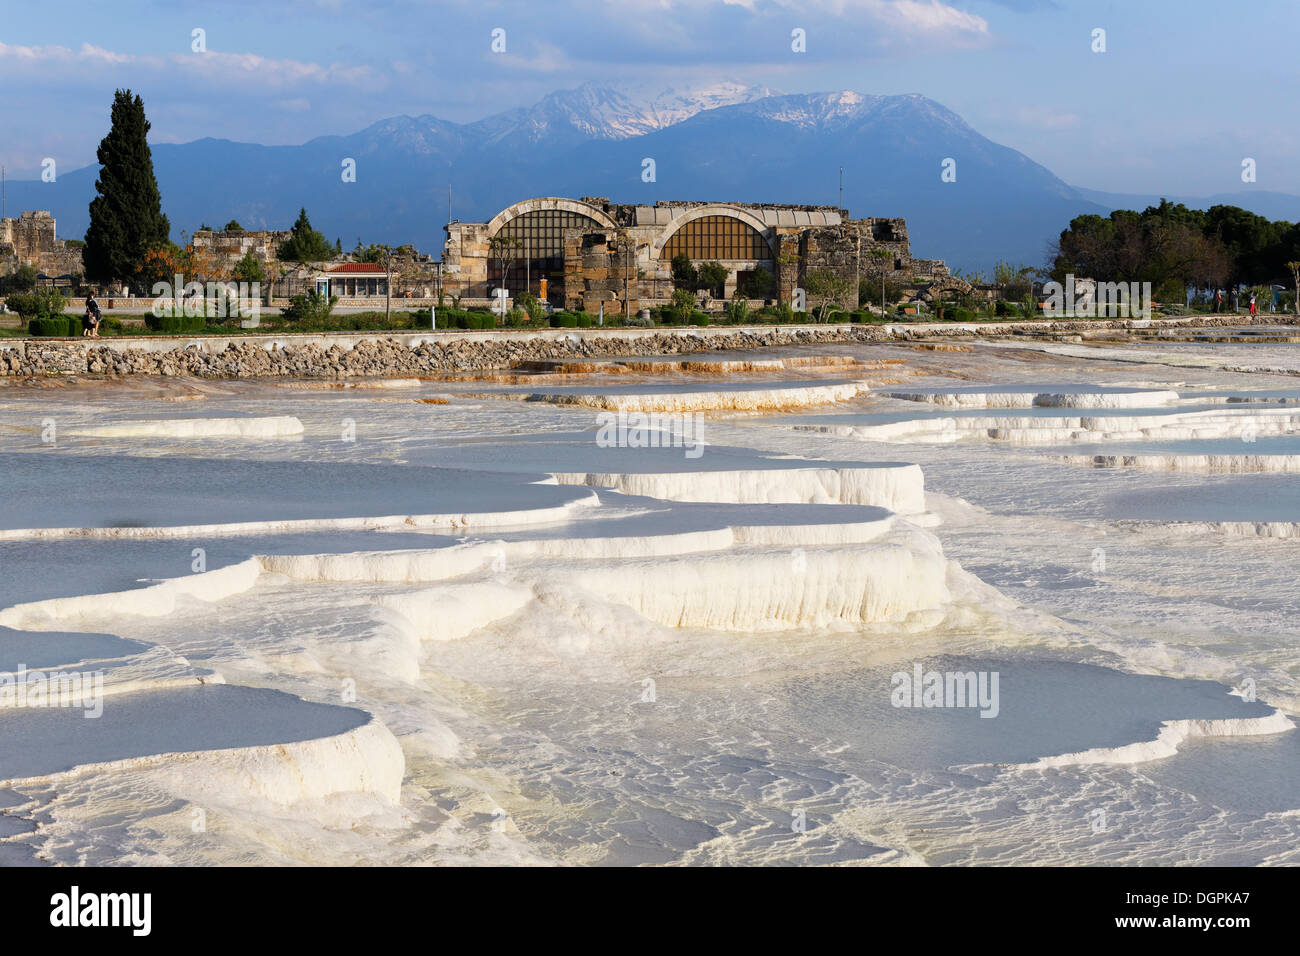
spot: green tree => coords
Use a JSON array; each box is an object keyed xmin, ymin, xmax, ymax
[
  {"xmin": 866, "ymin": 248, "xmax": 893, "ymax": 312},
  {"xmin": 353, "ymin": 242, "xmax": 386, "ymax": 263},
  {"xmin": 487, "ymin": 235, "xmax": 522, "ymax": 293},
  {"xmin": 223, "ymin": 220, "xmax": 243, "ymax": 232},
  {"xmin": 1, "ymin": 264, "xmax": 40, "ymax": 294},
  {"xmin": 696, "ymin": 262, "xmax": 728, "ymax": 299},
  {"xmin": 670, "ymin": 254, "xmax": 698, "ymax": 290},
  {"xmin": 1287, "ymin": 261, "xmax": 1300, "ymax": 316},
  {"xmin": 232, "ymin": 250, "xmax": 267, "ymax": 285},
  {"xmin": 803, "ymin": 269, "xmax": 853, "ymax": 321},
  {"xmin": 736, "ymin": 268, "xmax": 773, "ymax": 299},
  {"xmin": 277, "ymin": 208, "xmax": 335, "ymax": 262},
  {"xmin": 7, "ymin": 288, "xmax": 67, "ymax": 328},
  {"xmin": 83, "ymin": 90, "xmax": 171, "ymax": 288}
]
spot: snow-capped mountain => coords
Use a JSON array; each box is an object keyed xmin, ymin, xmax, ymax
[
  {"xmin": 618, "ymin": 81, "xmax": 783, "ymax": 132},
  {"xmin": 467, "ymin": 80, "xmax": 779, "ymax": 150},
  {"xmin": 11, "ymin": 82, "xmax": 1122, "ymax": 268}
]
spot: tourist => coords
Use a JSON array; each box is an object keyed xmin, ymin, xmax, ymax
[
  {"xmin": 84, "ymin": 292, "xmax": 102, "ymax": 338},
  {"xmin": 1250, "ymin": 293, "xmax": 1258, "ymax": 316}
]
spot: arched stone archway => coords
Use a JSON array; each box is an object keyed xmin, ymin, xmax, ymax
[
  {"xmin": 486, "ymin": 197, "xmax": 618, "ymax": 235},
  {"xmin": 652, "ymin": 204, "xmax": 776, "ymax": 260}
]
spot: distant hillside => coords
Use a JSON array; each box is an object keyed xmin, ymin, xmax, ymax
[{"xmin": 7, "ymin": 82, "xmax": 1294, "ymax": 272}]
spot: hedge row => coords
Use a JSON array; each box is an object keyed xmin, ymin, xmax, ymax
[
  {"xmin": 28, "ymin": 316, "xmax": 83, "ymax": 336},
  {"xmin": 549, "ymin": 311, "xmax": 595, "ymax": 328},
  {"xmin": 145, "ymin": 314, "xmax": 208, "ymax": 333},
  {"xmin": 420, "ymin": 309, "xmax": 498, "ymax": 330}
]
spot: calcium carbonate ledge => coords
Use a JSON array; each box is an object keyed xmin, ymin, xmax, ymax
[{"xmin": 0, "ymin": 313, "xmax": 1290, "ymax": 356}]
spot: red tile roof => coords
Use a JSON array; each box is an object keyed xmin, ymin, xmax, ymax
[{"xmin": 326, "ymin": 262, "xmax": 387, "ymax": 274}]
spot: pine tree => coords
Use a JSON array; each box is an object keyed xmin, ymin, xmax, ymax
[
  {"xmin": 83, "ymin": 90, "xmax": 171, "ymax": 287},
  {"xmin": 277, "ymin": 208, "xmax": 334, "ymax": 262}
]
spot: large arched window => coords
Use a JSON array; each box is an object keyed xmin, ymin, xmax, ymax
[
  {"xmin": 662, "ymin": 215, "xmax": 769, "ymax": 260},
  {"xmin": 494, "ymin": 209, "xmax": 600, "ymax": 261},
  {"xmin": 490, "ymin": 208, "xmax": 600, "ymax": 298}
]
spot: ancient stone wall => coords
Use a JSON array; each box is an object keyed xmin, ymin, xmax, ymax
[
  {"xmin": 799, "ymin": 226, "xmax": 861, "ymax": 309},
  {"xmin": 442, "ymin": 198, "xmax": 948, "ymax": 310},
  {"xmin": 0, "ymin": 314, "xmax": 1275, "ymax": 379},
  {"xmin": 190, "ymin": 228, "xmax": 293, "ymax": 267},
  {"xmin": 0, "ymin": 211, "xmax": 84, "ymax": 277}
]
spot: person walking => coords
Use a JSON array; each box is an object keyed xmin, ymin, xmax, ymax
[
  {"xmin": 1250, "ymin": 293, "xmax": 1258, "ymax": 316},
  {"xmin": 83, "ymin": 292, "xmax": 102, "ymax": 338}
]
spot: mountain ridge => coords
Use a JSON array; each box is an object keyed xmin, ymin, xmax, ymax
[{"xmin": 4, "ymin": 83, "xmax": 1296, "ymax": 271}]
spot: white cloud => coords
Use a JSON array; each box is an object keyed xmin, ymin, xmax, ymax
[
  {"xmin": 0, "ymin": 40, "xmax": 378, "ymax": 90},
  {"xmin": 495, "ymin": 40, "xmax": 576, "ymax": 74},
  {"xmin": 883, "ymin": 0, "xmax": 989, "ymax": 36},
  {"xmin": 658, "ymin": 0, "xmax": 990, "ymax": 38},
  {"xmin": 1016, "ymin": 107, "xmax": 1081, "ymax": 130}
]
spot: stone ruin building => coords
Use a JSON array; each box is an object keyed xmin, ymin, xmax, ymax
[
  {"xmin": 191, "ymin": 228, "xmax": 442, "ymax": 301},
  {"xmin": 0, "ymin": 211, "xmax": 84, "ymax": 280},
  {"xmin": 442, "ymin": 196, "xmax": 950, "ymax": 313}
]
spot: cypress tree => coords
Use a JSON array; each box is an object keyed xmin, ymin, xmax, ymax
[
  {"xmin": 83, "ymin": 90, "xmax": 170, "ymax": 287},
  {"xmin": 277, "ymin": 208, "xmax": 334, "ymax": 262}
]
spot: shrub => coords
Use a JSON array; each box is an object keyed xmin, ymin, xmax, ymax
[
  {"xmin": 689, "ymin": 312, "xmax": 710, "ymax": 326},
  {"xmin": 456, "ymin": 311, "xmax": 496, "ymax": 329},
  {"xmin": 280, "ymin": 290, "xmax": 337, "ymax": 323},
  {"xmin": 28, "ymin": 316, "xmax": 81, "ymax": 336},
  {"xmin": 549, "ymin": 311, "xmax": 593, "ymax": 328},
  {"xmin": 724, "ymin": 298, "xmax": 750, "ymax": 324},
  {"xmin": 145, "ymin": 314, "xmax": 207, "ymax": 333},
  {"xmin": 670, "ymin": 288, "xmax": 696, "ymax": 315},
  {"xmin": 515, "ymin": 292, "xmax": 546, "ymax": 322}
]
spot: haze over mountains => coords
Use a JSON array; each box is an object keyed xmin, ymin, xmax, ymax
[{"xmin": 7, "ymin": 82, "xmax": 1298, "ymax": 272}]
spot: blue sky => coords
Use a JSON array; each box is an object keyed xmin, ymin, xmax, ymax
[{"xmin": 1, "ymin": 0, "xmax": 1296, "ymax": 196}]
